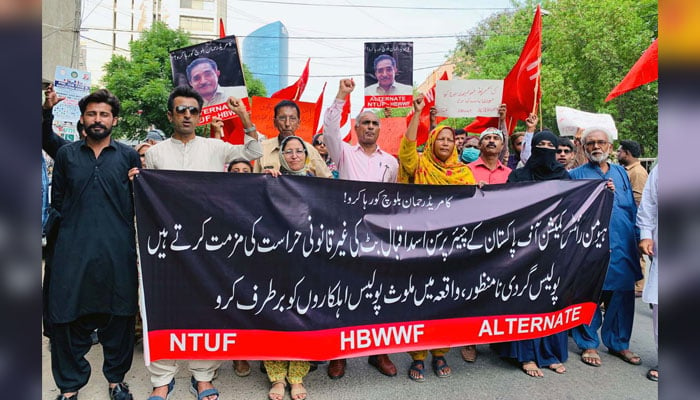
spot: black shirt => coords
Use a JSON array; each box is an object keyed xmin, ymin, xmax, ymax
[{"xmin": 49, "ymin": 138, "xmax": 141, "ymax": 323}]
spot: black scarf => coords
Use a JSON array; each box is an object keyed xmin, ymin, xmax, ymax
[{"xmin": 508, "ymin": 130, "xmax": 570, "ymax": 182}]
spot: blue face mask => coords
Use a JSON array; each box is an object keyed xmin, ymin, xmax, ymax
[{"xmin": 461, "ymin": 147, "xmax": 480, "ymax": 163}]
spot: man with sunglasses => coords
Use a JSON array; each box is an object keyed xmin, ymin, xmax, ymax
[
  {"xmin": 569, "ymin": 127, "xmax": 643, "ymax": 369},
  {"xmin": 556, "ymin": 137, "xmax": 576, "ymax": 170},
  {"xmin": 135, "ymin": 85, "xmax": 261, "ymax": 400},
  {"xmin": 142, "ymin": 86, "xmax": 261, "ymax": 172},
  {"xmin": 252, "ymin": 99, "xmax": 332, "ymax": 177}
]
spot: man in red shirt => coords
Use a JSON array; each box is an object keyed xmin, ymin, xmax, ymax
[{"xmin": 467, "ymin": 127, "xmax": 512, "ymax": 185}]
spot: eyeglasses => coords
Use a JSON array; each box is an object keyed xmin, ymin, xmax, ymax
[
  {"xmin": 174, "ymin": 105, "xmax": 200, "ymax": 115},
  {"xmin": 585, "ymin": 140, "xmax": 610, "ymax": 147},
  {"xmin": 275, "ymin": 116, "xmax": 299, "ymax": 123},
  {"xmin": 556, "ymin": 149, "xmax": 572, "ymax": 154},
  {"xmin": 283, "ymin": 149, "xmax": 306, "ymax": 156}
]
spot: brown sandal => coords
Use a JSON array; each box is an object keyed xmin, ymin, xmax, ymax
[
  {"xmin": 548, "ymin": 363, "xmax": 567, "ymax": 374},
  {"xmin": 268, "ymin": 380, "xmax": 286, "ymax": 400},
  {"xmin": 290, "ymin": 382, "xmax": 307, "ymax": 400},
  {"xmin": 581, "ymin": 349, "xmax": 602, "ymax": 367},
  {"xmin": 521, "ymin": 361, "xmax": 544, "ymax": 378},
  {"xmin": 461, "ymin": 345, "xmax": 477, "ymax": 362}
]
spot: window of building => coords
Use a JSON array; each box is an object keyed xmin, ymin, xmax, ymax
[
  {"xmin": 179, "ymin": 16, "xmax": 214, "ymax": 32},
  {"xmin": 180, "ymin": 0, "xmax": 213, "ymax": 10}
]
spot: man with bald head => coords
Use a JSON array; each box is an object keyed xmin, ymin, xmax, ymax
[
  {"xmin": 323, "ymin": 78, "xmax": 398, "ymax": 183},
  {"xmin": 320, "ymin": 79, "xmax": 399, "ymax": 380},
  {"xmin": 569, "ymin": 127, "xmax": 643, "ymax": 368}
]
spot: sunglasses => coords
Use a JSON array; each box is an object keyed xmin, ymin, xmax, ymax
[
  {"xmin": 174, "ymin": 105, "xmax": 200, "ymax": 115},
  {"xmin": 556, "ymin": 149, "xmax": 572, "ymax": 154}
]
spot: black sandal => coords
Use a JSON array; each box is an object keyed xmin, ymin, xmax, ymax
[{"xmin": 408, "ymin": 359, "xmax": 425, "ymax": 382}]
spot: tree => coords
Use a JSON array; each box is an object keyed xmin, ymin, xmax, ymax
[
  {"xmin": 102, "ymin": 22, "xmax": 268, "ymax": 140},
  {"xmin": 449, "ymin": 0, "xmax": 658, "ymax": 156}
]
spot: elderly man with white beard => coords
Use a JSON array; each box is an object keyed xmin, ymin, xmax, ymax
[{"xmin": 569, "ymin": 127, "xmax": 643, "ymax": 368}]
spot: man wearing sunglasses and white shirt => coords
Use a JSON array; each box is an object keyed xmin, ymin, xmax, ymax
[
  {"xmin": 142, "ymin": 85, "xmax": 262, "ymax": 172},
  {"xmin": 131, "ymin": 85, "xmax": 262, "ymax": 400}
]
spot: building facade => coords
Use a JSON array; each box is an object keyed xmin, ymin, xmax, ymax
[
  {"xmin": 78, "ymin": 0, "xmax": 227, "ymax": 85},
  {"xmin": 242, "ymin": 21, "xmax": 289, "ymax": 95}
]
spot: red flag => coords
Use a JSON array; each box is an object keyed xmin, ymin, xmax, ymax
[
  {"xmin": 271, "ymin": 58, "xmax": 310, "ymax": 101},
  {"xmin": 466, "ymin": 6, "xmax": 542, "ymax": 134},
  {"xmin": 405, "ymin": 71, "xmax": 449, "ymax": 145},
  {"xmin": 219, "ymin": 18, "xmax": 226, "ymax": 38},
  {"xmin": 340, "ymin": 93, "xmax": 352, "ymax": 142},
  {"xmin": 605, "ymin": 39, "xmax": 658, "ymax": 102},
  {"xmin": 312, "ymin": 82, "xmax": 327, "ymax": 134}
]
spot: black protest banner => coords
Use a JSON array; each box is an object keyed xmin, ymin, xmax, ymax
[{"xmin": 134, "ymin": 170, "xmax": 611, "ymax": 363}]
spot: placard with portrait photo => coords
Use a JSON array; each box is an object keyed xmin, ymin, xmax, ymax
[
  {"xmin": 364, "ymin": 41, "xmax": 413, "ymax": 108},
  {"xmin": 170, "ymin": 35, "xmax": 249, "ymax": 125}
]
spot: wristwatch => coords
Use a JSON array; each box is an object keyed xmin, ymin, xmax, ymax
[{"xmin": 243, "ymin": 124, "xmax": 256, "ymax": 133}]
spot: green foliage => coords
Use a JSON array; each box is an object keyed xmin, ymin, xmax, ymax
[
  {"xmin": 102, "ymin": 22, "xmax": 192, "ymax": 140},
  {"xmin": 449, "ymin": 0, "xmax": 658, "ymax": 156},
  {"xmin": 243, "ymin": 64, "xmax": 267, "ymax": 97}
]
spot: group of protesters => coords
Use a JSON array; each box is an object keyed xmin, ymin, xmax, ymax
[{"xmin": 41, "ymin": 76, "xmax": 658, "ymax": 400}]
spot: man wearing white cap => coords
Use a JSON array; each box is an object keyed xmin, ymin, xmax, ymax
[{"xmin": 467, "ymin": 127, "xmax": 512, "ymax": 185}]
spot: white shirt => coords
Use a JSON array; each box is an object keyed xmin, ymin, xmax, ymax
[
  {"xmin": 145, "ymin": 135, "xmax": 262, "ymax": 172},
  {"xmin": 636, "ymin": 164, "xmax": 657, "ymax": 304}
]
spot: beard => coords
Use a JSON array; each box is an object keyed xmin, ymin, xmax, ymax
[
  {"xmin": 85, "ymin": 123, "xmax": 112, "ymax": 140},
  {"xmin": 587, "ymin": 150, "xmax": 609, "ymax": 163}
]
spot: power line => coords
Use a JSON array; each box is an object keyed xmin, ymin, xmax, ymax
[{"xmin": 235, "ymin": 0, "xmax": 513, "ymax": 11}]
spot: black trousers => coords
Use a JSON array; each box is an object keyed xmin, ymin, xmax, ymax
[{"xmin": 51, "ymin": 313, "xmax": 135, "ymax": 393}]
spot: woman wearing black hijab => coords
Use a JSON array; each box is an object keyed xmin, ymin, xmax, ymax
[
  {"xmin": 498, "ymin": 130, "xmax": 570, "ymax": 378},
  {"xmin": 507, "ymin": 130, "xmax": 570, "ymax": 183}
]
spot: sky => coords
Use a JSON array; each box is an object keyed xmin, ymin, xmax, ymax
[{"xmin": 79, "ymin": 0, "xmax": 516, "ymax": 126}]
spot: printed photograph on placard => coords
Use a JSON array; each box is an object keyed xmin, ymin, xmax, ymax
[
  {"xmin": 364, "ymin": 41, "xmax": 413, "ymax": 108},
  {"xmin": 169, "ymin": 35, "xmax": 249, "ymax": 124}
]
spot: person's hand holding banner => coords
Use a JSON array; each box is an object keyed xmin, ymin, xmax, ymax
[
  {"xmin": 413, "ymin": 94, "xmax": 425, "ymax": 113},
  {"xmin": 43, "ymin": 83, "xmax": 65, "ymax": 110}
]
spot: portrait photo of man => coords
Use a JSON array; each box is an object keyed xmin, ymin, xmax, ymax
[{"xmin": 365, "ymin": 54, "xmax": 413, "ymax": 96}]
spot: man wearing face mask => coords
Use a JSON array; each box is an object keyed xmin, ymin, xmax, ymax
[
  {"xmin": 48, "ymin": 89, "xmax": 141, "ymax": 400},
  {"xmin": 459, "ymin": 136, "xmax": 481, "ymax": 164}
]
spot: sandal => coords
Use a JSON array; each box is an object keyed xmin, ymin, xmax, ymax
[
  {"xmin": 581, "ymin": 349, "xmax": 602, "ymax": 367},
  {"xmin": 290, "ymin": 382, "xmax": 307, "ymax": 400},
  {"xmin": 461, "ymin": 345, "xmax": 477, "ymax": 362},
  {"xmin": 233, "ymin": 360, "xmax": 251, "ymax": 377},
  {"xmin": 147, "ymin": 378, "xmax": 175, "ymax": 400},
  {"xmin": 646, "ymin": 366, "xmax": 658, "ymax": 382},
  {"xmin": 408, "ymin": 360, "xmax": 425, "ymax": 382},
  {"xmin": 547, "ymin": 363, "xmax": 567, "ymax": 374},
  {"xmin": 522, "ymin": 361, "xmax": 544, "ymax": 378},
  {"xmin": 189, "ymin": 377, "xmax": 219, "ymax": 400},
  {"xmin": 431, "ymin": 356, "xmax": 451, "ymax": 378},
  {"xmin": 268, "ymin": 380, "xmax": 286, "ymax": 400},
  {"xmin": 609, "ymin": 349, "xmax": 642, "ymax": 365}
]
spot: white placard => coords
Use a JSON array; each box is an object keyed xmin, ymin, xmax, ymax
[
  {"xmin": 555, "ymin": 106, "xmax": 618, "ymax": 139},
  {"xmin": 435, "ymin": 79, "xmax": 503, "ymax": 118}
]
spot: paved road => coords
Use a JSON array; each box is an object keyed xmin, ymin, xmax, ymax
[{"xmin": 42, "ymin": 298, "xmax": 658, "ymax": 400}]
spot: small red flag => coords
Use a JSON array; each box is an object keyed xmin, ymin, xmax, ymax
[
  {"xmin": 271, "ymin": 58, "xmax": 310, "ymax": 101},
  {"xmin": 405, "ymin": 71, "xmax": 449, "ymax": 145},
  {"xmin": 605, "ymin": 39, "xmax": 658, "ymax": 102},
  {"xmin": 219, "ymin": 18, "xmax": 226, "ymax": 38},
  {"xmin": 312, "ymin": 82, "xmax": 327, "ymax": 134}
]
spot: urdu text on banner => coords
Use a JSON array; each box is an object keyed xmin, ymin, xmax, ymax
[{"xmin": 134, "ymin": 171, "xmax": 612, "ymax": 364}]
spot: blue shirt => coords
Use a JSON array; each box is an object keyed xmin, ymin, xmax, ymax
[{"xmin": 569, "ymin": 162, "xmax": 642, "ymax": 290}]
